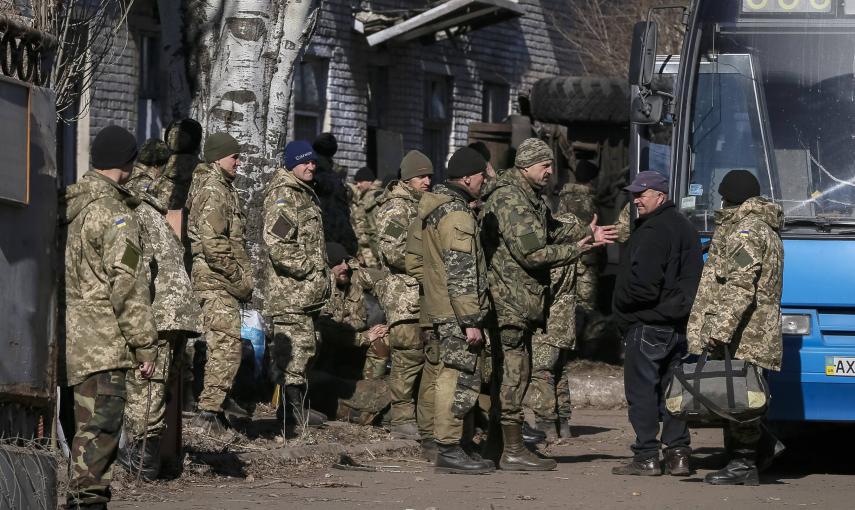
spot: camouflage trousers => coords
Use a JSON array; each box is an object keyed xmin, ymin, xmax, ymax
[
  {"xmin": 433, "ymin": 322, "xmax": 482, "ymax": 445},
  {"xmin": 67, "ymin": 370, "xmax": 127, "ymax": 507},
  {"xmin": 724, "ymin": 371, "xmax": 767, "ymax": 452},
  {"xmin": 271, "ymin": 312, "xmax": 319, "ymax": 386},
  {"xmin": 417, "ymin": 328, "xmax": 440, "ymax": 440},
  {"xmin": 124, "ymin": 339, "xmax": 173, "ymax": 439},
  {"xmin": 388, "ymin": 320, "xmax": 425, "ymax": 427},
  {"xmin": 496, "ymin": 326, "xmax": 532, "ymax": 426},
  {"xmin": 523, "ymin": 340, "xmax": 573, "ymax": 423},
  {"xmin": 363, "ymin": 335, "xmax": 390, "ymax": 380},
  {"xmin": 196, "ymin": 291, "xmax": 242, "ymax": 412}
]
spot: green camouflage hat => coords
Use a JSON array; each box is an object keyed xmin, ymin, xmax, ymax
[
  {"xmin": 165, "ymin": 118, "xmax": 203, "ymax": 154},
  {"xmin": 137, "ymin": 138, "xmax": 170, "ymax": 166},
  {"xmin": 515, "ymin": 138, "xmax": 553, "ymax": 169}
]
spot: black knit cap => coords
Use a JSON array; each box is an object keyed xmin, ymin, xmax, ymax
[
  {"xmin": 574, "ymin": 160, "xmax": 599, "ymax": 184},
  {"xmin": 718, "ymin": 169, "xmax": 761, "ymax": 205},
  {"xmin": 447, "ymin": 147, "xmax": 487, "ymax": 179},
  {"xmin": 91, "ymin": 125, "xmax": 138, "ymax": 170},
  {"xmin": 468, "ymin": 141, "xmax": 491, "ymax": 163},
  {"xmin": 313, "ymin": 132, "xmax": 338, "ymax": 158},
  {"xmin": 354, "ymin": 166, "xmax": 375, "ymax": 182},
  {"xmin": 326, "ymin": 242, "xmax": 351, "ymax": 267}
]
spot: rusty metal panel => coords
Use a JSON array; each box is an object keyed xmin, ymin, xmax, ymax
[{"xmin": 0, "ymin": 86, "xmax": 57, "ymax": 401}]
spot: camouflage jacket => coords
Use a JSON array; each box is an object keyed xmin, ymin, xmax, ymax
[
  {"xmin": 482, "ymin": 167, "xmax": 591, "ymax": 329},
  {"xmin": 419, "ymin": 183, "xmax": 489, "ymax": 328},
  {"xmin": 135, "ymin": 194, "xmax": 203, "ymax": 336},
  {"xmin": 262, "ymin": 168, "xmax": 331, "ymax": 315},
  {"xmin": 318, "ymin": 267, "xmax": 384, "ymax": 346},
  {"xmin": 375, "ymin": 180, "xmax": 422, "ymax": 325},
  {"xmin": 687, "ymin": 197, "xmax": 784, "ymax": 371},
  {"xmin": 151, "ymin": 153, "xmax": 199, "ymax": 210},
  {"xmin": 60, "ymin": 171, "xmax": 157, "ymax": 385},
  {"xmin": 350, "ymin": 183, "xmax": 383, "ymax": 266},
  {"xmin": 314, "ymin": 162, "xmax": 358, "ymax": 254},
  {"xmin": 615, "ymin": 202, "xmax": 631, "ymax": 243},
  {"xmin": 186, "ymin": 163, "xmax": 252, "ymax": 301},
  {"xmin": 540, "ymin": 212, "xmax": 584, "ymax": 349},
  {"xmin": 126, "ymin": 162, "xmax": 159, "ymax": 196}
]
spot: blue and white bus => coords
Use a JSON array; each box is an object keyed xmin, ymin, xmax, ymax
[{"xmin": 630, "ymin": 0, "xmax": 855, "ymax": 421}]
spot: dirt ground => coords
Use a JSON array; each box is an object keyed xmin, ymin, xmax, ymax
[{"xmin": 109, "ymin": 409, "xmax": 855, "ymax": 510}]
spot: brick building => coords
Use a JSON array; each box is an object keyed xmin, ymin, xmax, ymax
[{"xmin": 69, "ymin": 0, "xmax": 580, "ymax": 180}]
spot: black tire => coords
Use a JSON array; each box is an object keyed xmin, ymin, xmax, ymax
[{"xmin": 529, "ymin": 76, "xmax": 630, "ymax": 124}]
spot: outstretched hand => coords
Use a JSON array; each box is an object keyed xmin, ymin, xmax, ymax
[{"xmin": 589, "ymin": 214, "xmax": 618, "ymax": 244}]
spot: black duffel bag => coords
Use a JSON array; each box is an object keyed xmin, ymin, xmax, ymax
[{"xmin": 665, "ymin": 345, "xmax": 769, "ymax": 424}]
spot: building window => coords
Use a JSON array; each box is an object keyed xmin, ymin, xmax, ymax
[
  {"xmin": 482, "ymin": 81, "xmax": 509, "ymax": 123},
  {"xmin": 423, "ymin": 74, "xmax": 452, "ymax": 175},
  {"xmin": 137, "ymin": 33, "xmax": 162, "ymax": 142},
  {"xmin": 294, "ymin": 58, "xmax": 329, "ymax": 142}
]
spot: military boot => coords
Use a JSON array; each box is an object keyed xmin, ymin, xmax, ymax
[
  {"xmin": 390, "ymin": 421, "xmax": 420, "ymax": 440},
  {"xmin": 499, "ymin": 424, "xmax": 557, "ymax": 471},
  {"xmin": 118, "ymin": 436, "xmax": 162, "ymax": 481},
  {"xmin": 190, "ymin": 410, "xmax": 232, "ymax": 438},
  {"xmin": 663, "ymin": 447, "xmax": 691, "ymax": 476},
  {"xmin": 611, "ymin": 456, "xmax": 661, "ymax": 476},
  {"xmin": 222, "ymin": 396, "xmax": 249, "ymax": 420},
  {"xmin": 704, "ymin": 451, "xmax": 760, "ymax": 486},
  {"xmin": 420, "ymin": 439, "xmax": 438, "ymax": 462},
  {"xmin": 522, "ymin": 421, "xmax": 546, "ymax": 445},
  {"xmin": 435, "ymin": 444, "xmax": 494, "ymax": 474},
  {"xmin": 284, "ymin": 385, "xmax": 327, "ymax": 428},
  {"xmin": 535, "ymin": 420, "xmax": 559, "ymax": 443},
  {"xmin": 558, "ymin": 417, "xmax": 574, "ymax": 439},
  {"xmin": 182, "ymin": 387, "xmax": 197, "ymax": 417}
]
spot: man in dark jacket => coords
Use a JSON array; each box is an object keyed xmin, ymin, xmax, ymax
[{"xmin": 612, "ymin": 171, "xmax": 703, "ymax": 477}]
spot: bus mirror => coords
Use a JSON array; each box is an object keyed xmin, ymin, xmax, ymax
[
  {"xmin": 629, "ymin": 21, "xmax": 658, "ymax": 87},
  {"xmin": 631, "ymin": 94, "xmax": 663, "ymax": 125}
]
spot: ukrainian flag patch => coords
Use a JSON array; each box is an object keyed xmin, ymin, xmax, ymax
[
  {"xmin": 275, "ymin": 198, "xmax": 286, "ymax": 207},
  {"xmin": 738, "ymin": 229, "xmax": 750, "ymax": 237},
  {"xmin": 115, "ymin": 217, "xmax": 127, "ymax": 228}
]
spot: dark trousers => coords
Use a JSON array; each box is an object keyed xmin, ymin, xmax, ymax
[{"xmin": 623, "ymin": 325, "xmax": 690, "ymax": 460}]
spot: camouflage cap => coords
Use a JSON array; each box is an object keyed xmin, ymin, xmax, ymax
[
  {"xmin": 165, "ymin": 118, "xmax": 203, "ymax": 154},
  {"xmin": 400, "ymin": 150, "xmax": 434, "ymax": 181},
  {"xmin": 138, "ymin": 138, "xmax": 170, "ymax": 166},
  {"xmin": 515, "ymin": 138, "xmax": 553, "ymax": 169}
]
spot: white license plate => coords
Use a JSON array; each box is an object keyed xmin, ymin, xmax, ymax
[{"xmin": 825, "ymin": 357, "xmax": 855, "ymax": 376}]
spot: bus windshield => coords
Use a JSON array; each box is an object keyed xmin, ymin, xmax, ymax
[{"xmin": 683, "ymin": 25, "xmax": 855, "ymax": 232}]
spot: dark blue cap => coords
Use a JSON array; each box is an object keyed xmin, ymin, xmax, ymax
[
  {"xmin": 284, "ymin": 140, "xmax": 317, "ymax": 170},
  {"xmin": 624, "ymin": 171, "xmax": 668, "ymax": 193}
]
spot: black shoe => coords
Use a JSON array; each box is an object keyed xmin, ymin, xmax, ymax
[
  {"xmin": 435, "ymin": 444, "xmax": 494, "ymax": 474},
  {"xmin": 704, "ymin": 457, "xmax": 759, "ymax": 486},
  {"xmin": 222, "ymin": 396, "xmax": 249, "ymax": 419},
  {"xmin": 284, "ymin": 385, "xmax": 326, "ymax": 428},
  {"xmin": 499, "ymin": 424, "xmax": 557, "ymax": 471},
  {"xmin": 522, "ymin": 421, "xmax": 546, "ymax": 445},
  {"xmin": 118, "ymin": 436, "xmax": 162, "ymax": 481},
  {"xmin": 611, "ymin": 457, "xmax": 661, "ymax": 476},
  {"xmin": 462, "ymin": 442, "xmax": 496, "ymax": 470},
  {"xmin": 66, "ymin": 502, "xmax": 107, "ymax": 510},
  {"xmin": 663, "ymin": 447, "xmax": 691, "ymax": 476}
]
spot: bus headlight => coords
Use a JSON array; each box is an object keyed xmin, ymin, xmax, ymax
[{"xmin": 782, "ymin": 314, "xmax": 811, "ymax": 335}]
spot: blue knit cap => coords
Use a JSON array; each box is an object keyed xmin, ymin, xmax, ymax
[{"xmin": 284, "ymin": 140, "xmax": 317, "ymax": 170}]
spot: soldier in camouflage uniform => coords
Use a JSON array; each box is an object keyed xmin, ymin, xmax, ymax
[
  {"xmin": 375, "ymin": 150, "xmax": 434, "ymax": 440},
  {"xmin": 186, "ymin": 133, "xmax": 253, "ymax": 436},
  {"xmin": 317, "ymin": 242, "xmax": 389, "ymax": 380},
  {"xmin": 312, "ymin": 133, "xmax": 358, "ymax": 254},
  {"xmin": 523, "ymin": 213, "xmax": 586, "ymax": 442},
  {"xmin": 118, "ymin": 189, "xmax": 202, "ymax": 480},
  {"xmin": 687, "ymin": 170, "xmax": 783, "ymax": 486},
  {"xmin": 419, "ymin": 147, "xmax": 495, "ymax": 474},
  {"xmin": 60, "ymin": 126, "xmax": 158, "ymax": 509},
  {"xmin": 482, "ymin": 138, "xmax": 615, "ymax": 471},
  {"xmin": 615, "ymin": 202, "xmax": 631, "ymax": 243},
  {"xmin": 557, "ymin": 161, "xmax": 604, "ymax": 354},
  {"xmin": 149, "ymin": 118, "xmax": 204, "ymax": 412},
  {"xmin": 350, "ymin": 167, "xmax": 383, "ymax": 267},
  {"xmin": 263, "ymin": 140, "xmax": 331, "ymax": 428},
  {"xmin": 125, "ymin": 139, "xmax": 170, "ymax": 196}
]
